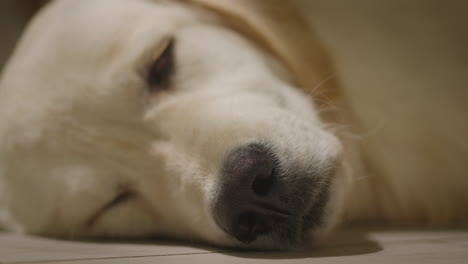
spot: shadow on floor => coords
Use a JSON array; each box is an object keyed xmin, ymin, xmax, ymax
[
  {"xmin": 77, "ymin": 227, "xmax": 382, "ymax": 260},
  {"xmin": 220, "ymin": 228, "xmax": 382, "ymax": 259}
]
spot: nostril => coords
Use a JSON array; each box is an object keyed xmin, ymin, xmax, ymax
[
  {"xmin": 250, "ymin": 146, "xmax": 275, "ymax": 196},
  {"xmin": 230, "ymin": 143, "xmax": 276, "ymax": 197},
  {"xmin": 237, "ymin": 212, "xmax": 273, "ymax": 243},
  {"xmin": 252, "ymin": 168, "xmax": 274, "ymax": 196}
]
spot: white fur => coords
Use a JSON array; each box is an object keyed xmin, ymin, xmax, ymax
[{"xmin": 0, "ymin": 0, "xmax": 466, "ymax": 249}]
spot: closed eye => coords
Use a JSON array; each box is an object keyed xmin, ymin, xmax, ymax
[
  {"xmin": 147, "ymin": 38, "xmax": 175, "ymax": 92},
  {"xmin": 86, "ymin": 190, "xmax": 136, "ymax": 228}
]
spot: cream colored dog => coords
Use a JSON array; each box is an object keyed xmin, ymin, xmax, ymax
[{"xmin": 0, "ymin": 0, "xmax": 467, "ymax": 250}]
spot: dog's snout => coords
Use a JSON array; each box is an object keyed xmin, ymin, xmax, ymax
[{"xmin": 213, "ymin": 144, "xmax": 289, "ymax": 243}]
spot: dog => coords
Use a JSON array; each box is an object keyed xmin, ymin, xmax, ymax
[{"xmin": 0, "ymin": 0, "xmax": 467, "ymax": 250}]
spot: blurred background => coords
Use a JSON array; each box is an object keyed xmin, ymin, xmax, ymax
[
  {"xmin": 0, "ymin": 0, "xmax": 47, "ymax": 69},
  {"xmin": 1, "ymin": 0, "xmax": 466, "ymax": 92}
]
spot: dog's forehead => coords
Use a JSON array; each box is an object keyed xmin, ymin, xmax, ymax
[{"xmin": 25, "ymin": 0, "xmax": 195, "ymax": 66}]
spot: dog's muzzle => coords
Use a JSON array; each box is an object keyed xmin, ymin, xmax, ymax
[{"xmin": 212, "ymin": 143, "xmax": 333, "ymax": 247}]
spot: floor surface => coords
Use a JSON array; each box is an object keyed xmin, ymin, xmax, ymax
[{"xmin": 1, "ymin": 229, "xmax": 468, "ymax": 264}]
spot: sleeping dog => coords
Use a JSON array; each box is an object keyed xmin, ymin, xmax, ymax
[{"xmin": 0, "ymin": 0, "xmax": 467, "ymax": 249}]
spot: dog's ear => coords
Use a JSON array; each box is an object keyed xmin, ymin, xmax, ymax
[{"xmin": 182, "ymin": 0, "xmax": 339, "ymax": 104}]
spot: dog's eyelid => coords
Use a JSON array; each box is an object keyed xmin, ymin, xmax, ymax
[
  {"xmin": 146, "ymin": 37, "xmax": 175, "ymax": 91},
  {"xmin": 105, "ymin": 190, "xmax": 136, "ymax": 209},
  {"xmin": 150, "ymin": 37, "xmax": 174, "ymax": 62},
  {"xmin": 86, "ymin": 190, "xmax": 136, "ymax": 228}
]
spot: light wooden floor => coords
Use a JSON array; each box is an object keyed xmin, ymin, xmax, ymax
[{"xmin": 1, "ymin": 229, "xmax": 468, "ymax": 264}]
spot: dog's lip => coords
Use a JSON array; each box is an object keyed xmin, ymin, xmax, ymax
[
  {"xmin": 301, "ymin": 191, "xmax": 330, "ymax": 232},
  {"xmin": 302, "ymin": 207, "xmax": 321, "ymax": 231},
  {"xmin": 234, "ymin": 201, "xmax": 322, "ymax": 246},
  {"xmin": 250, "ymin": 201, "xmax": 293, "ymax": 217}
]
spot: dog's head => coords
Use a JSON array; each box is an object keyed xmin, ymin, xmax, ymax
[{"xmin": 0, "ymin": 0, "xmax": 345, "ymax": 249}]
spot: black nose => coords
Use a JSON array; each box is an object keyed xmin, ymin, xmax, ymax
[{"xmin": 213, "ymin": 144, "xmax": 290, "ymax": 243}]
